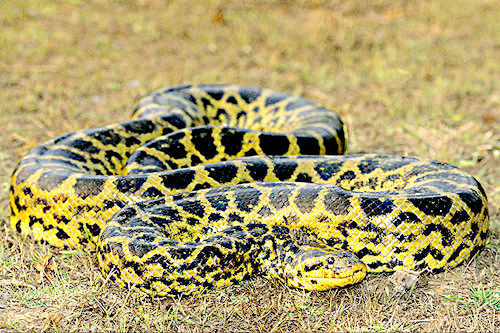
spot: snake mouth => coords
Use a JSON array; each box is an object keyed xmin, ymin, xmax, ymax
[
  {"xmin": 291, "ymin": 264, "xmax": 368, "ymax": 291},
  {"xmin": 306, "ymin": 269, "xmax": 365, "ymax": 280}
]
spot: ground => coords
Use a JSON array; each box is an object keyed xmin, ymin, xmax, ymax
[{"xmin": 0, "ymin": 0, "xmax": 499, "ymax": 331}]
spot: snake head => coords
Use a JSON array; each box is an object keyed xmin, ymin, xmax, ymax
[{"xmin": 284, "ymin": 248, "xmax": 367, "ymax": 291}]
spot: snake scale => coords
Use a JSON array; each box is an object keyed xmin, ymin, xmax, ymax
[{"xmin": 9, "ymin": 84, "xmax": 489, "ymax": 296}]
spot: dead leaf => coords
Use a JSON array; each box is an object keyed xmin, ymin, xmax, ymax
[
  {"xmin": 34, "ymin": 255, "xmax": 57, "ymax": 283},
  {"xmin": 212, "ymin": 8, "xmax": 226, "ymax": 25},
  {"xmin": 388, "ymin": 270, "xmax": 419, "ymax": 294},
  {"xmin": 44, "ymin": 313, "xmax": 63, "ymax": 327},
  {"xmin": 482, "ymin": 112, "xmax": 497, "ymax": 123}
]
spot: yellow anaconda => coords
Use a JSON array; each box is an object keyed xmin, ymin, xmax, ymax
[{"xmin": 9, "ymin": 84, "xmax": 489, "ymax": 296}]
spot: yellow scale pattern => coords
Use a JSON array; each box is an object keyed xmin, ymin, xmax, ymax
[{"xmin": 9, "ymin": 84, "xmax": 489, "ymax": 296}]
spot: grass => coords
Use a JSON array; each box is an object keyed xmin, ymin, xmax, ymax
[
  {"xmin": 441, "ymin": 285, "xmax": 500, "ymax": 311},
  {"xmin": 0, "ymin": 0, "xmax": 499, "ymax": 331}
]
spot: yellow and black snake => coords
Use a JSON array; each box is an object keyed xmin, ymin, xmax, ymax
[{"xmin": 9, "ymin": 84, "xmax": 489, "ymax": 296}]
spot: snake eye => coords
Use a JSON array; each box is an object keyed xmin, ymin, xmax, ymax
[{"xmin": 327, "ymin": 257, "xmax": 335, "ymax": 265}]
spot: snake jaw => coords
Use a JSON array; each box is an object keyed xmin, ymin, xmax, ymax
[
  {"xmin": 298, "ymin": 265, "xmax": 367, "ymax": 290},
  {"xmin": 284, "ymin": 248, "xmax": 367, "ymax": 291}
]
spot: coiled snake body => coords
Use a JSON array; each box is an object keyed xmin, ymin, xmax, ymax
[{"xmin": 9, "ymin": 84, "xmax": 489, "ymax": 296}]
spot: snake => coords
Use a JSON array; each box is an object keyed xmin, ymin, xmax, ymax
[{"xmin": 9, "ymin": 84, "xmax": 489, "ymax": 296}]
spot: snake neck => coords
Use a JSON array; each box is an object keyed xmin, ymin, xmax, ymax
[{"xmin": 247, "ymin": 225, "xmax": 367, "ymax": 290}]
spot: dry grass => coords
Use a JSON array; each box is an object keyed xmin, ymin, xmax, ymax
[{"xmin": 0, "ymin": 0, "xmax": 499, "ymax": 331}]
